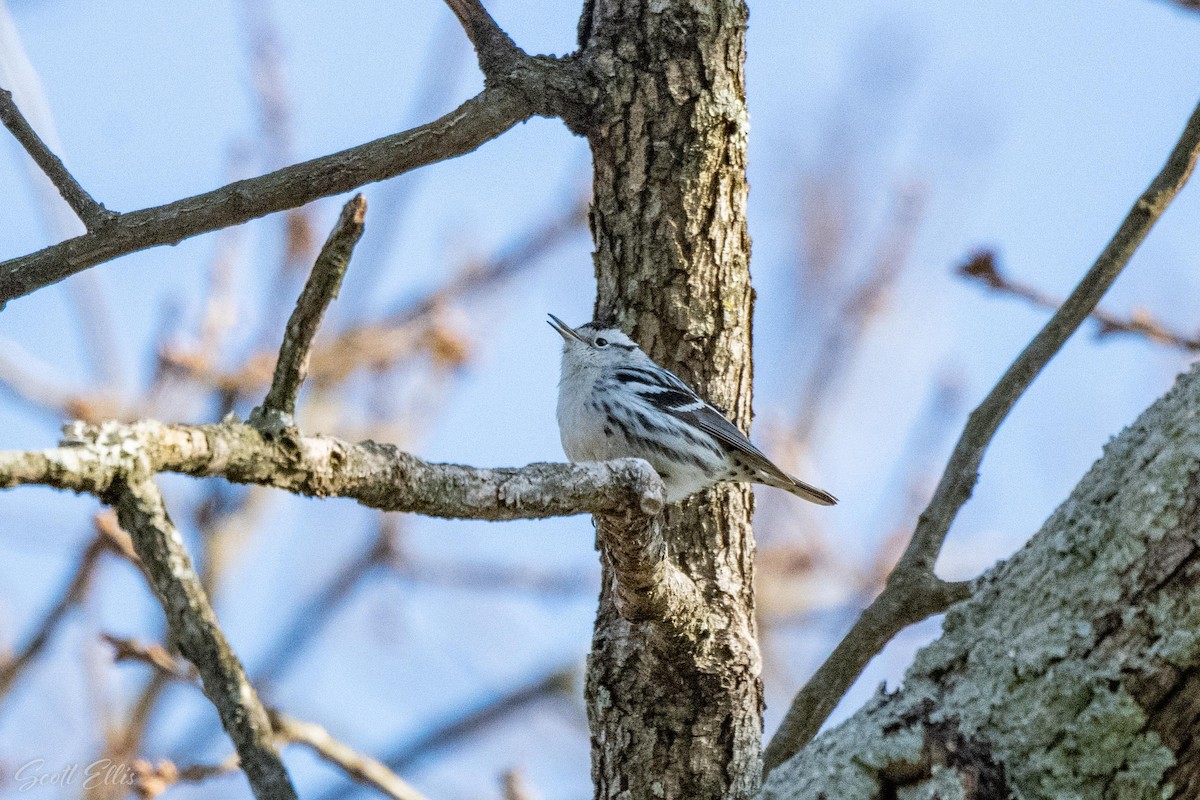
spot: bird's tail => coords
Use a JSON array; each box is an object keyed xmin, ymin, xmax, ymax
[{"xmin": 760, "ymin": 471, "xmax": 838, "ymax": 506}]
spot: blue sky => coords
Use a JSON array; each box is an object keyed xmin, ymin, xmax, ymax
[{"xmin": 1, "ymin": 0, "xmax": 1199, "ymax": 797}]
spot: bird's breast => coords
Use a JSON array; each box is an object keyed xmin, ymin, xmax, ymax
[{"xmin": 557, "ymin": 372, "xmax": 615, "ymax": 462}]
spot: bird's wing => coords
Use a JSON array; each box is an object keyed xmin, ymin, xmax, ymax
[
  {"xmin": 614, "ymin": 366, "xmax": 780, "ymax": 474},
  {"xmin": 614, "ymin": 364, "xmax": 837, "ymax": 504}
]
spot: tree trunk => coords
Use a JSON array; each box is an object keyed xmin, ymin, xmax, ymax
[
  {"xmin": 581, "ymin": 1, "xmax": 761, "ymax": 798},
  {"xmin": 763, "ymin": 361, "xmax": 1200, "ymax": 799}
]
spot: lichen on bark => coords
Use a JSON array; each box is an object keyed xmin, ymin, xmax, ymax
[{"xmin": 764, "ymin": 361, "xmax": 1200, "ymax": 799}]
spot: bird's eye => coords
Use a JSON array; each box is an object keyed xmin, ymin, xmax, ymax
[{"xmin": 594, "ymin": 337, "xmax": 609, "ymax": 348}]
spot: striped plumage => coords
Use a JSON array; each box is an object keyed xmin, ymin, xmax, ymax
[{"xmin": 549, "ymin": 315, "xmax": 837, "ymax": 506}]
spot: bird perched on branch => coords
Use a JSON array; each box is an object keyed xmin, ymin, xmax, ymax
[{"xmin": 549, "ymin": 314, "xmax": 837, "ymax": 506}]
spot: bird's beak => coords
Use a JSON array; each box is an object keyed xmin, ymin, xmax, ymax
[{"xmin": 547, "ymin": 313, "xmax": 586, "ymax": 343}]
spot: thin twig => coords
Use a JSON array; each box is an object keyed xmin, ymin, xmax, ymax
[
  {"xmin": 314, "ymin": 664, "xmax": 577, "ymax": 800},
  {"xmin": 0, "ymin": 86, "xmax": 113, "ymax": 230},
  {"xmin": 102, "ymin": 637, "xmax": 429, "ymax": 800},
  {"xmin": 0, "ymin": 534, "xmax": 106, "ymax": 700},
  {"xmin": 958, "ymin": 249, "xmax": 1200, "ymax": 351},
  {"xmin": 270, "ymin": 710, "xmax": 432, "ymax": 800},
  {"xmin": 102, "ymin": 633, "xmax": 197, "ymax": 682},
  {"xmin": 254, "ymin": 195, "xmax": 366, "ymax": 424},
  {"xmin": 111, "ymin": 477, "xmax": 297, "ymax": 800},
  {"xmin": 131, "ymin": 755, "xmax": 242, "ymax": 800},
  {"xmin": 762, "ymin": 95, "xmax": 1200, "ymax": 774},
  {"xmin": 160, "ymin": 196, "xmax": 586, "ymax": 396}
]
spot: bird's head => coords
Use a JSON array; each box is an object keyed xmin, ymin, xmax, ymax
[{"xmin": 547, "ymin": 314, "xmax": 643, "ymax": 370}]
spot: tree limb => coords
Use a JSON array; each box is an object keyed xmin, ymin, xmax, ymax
[
  {"xmin": 763, "ymin": 95, "xmax": 1200, "ymax": 774},
  {"xmin": 103, "ymin": 634, "xmax": 429, "ymax": 800},
  {"xmin": 0, "ymin": 87, "xmax": 532, "ymax": 306},
  {"xmin": 958, "ymin": 249, "xmax": 1200, "ymax": 352},
  {"xmin": 596, "ymin": 512, "xmax": 707, "ymax": 632},
  {"xmin": 0, "ymin": 418, "xmax": 665, "ymax": 520},
  {"xmin": 763, "ymin": 357, "xmax": 1200, "ymax": 798},
  {"xmin": 110, "ymin": 477, "xmax": 296, "ymax": 800},
  {"xmin": 254, "ymin": 195, "xmax": 365, "ymax": 425},
  {"xmin": 0, "ymin": 86, "xmax": 113, "ymax": 230}
]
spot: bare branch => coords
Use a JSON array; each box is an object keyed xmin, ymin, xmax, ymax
[
  {"xmin": 270, "ymin": 710, "xmax": 431, "ymax": 800},
  {"xmin": 0, "ymin": 86, "xmax": 113, "ymax": 230},
  {"xmin": 0, "ymin": 418, "xmax": 664, "ymax": 520},
  {"xmin": 0, "ymin": 87, "xmax": 533, "ymax": 306},
  {"xmin": 131, "ymin": 755, "xmax": 241, "ymax": 800},
  {"xmin": 763, "ymin": 95, "xmax": 1200, "ymax": 775},
  {"xmin": 111, "ymin": 477, "xmax": 296, "ymax": 800},
  {"xmin": 381, "ymin": 664, "xmax": 575, "ymax": 772},
  {"xmin": 101, "ymin": 636, "xmax": 426, "ymax": 800},
  {"xmin": 958, "ymin": 249, "xmax": 1200, "ymax": 352},
  {"xmin": 442, "ymin": 0, "xmax": 523, "ymax": 79},
  {"xmin": 161, "ymin": 196, "xmax": 587, "ymax": 397},
  {"xmin": 254, "ymin": 195, "xmax": 366, "ymax": 425},
  {"xmin": 0, "ymin": 534, "xmax": 106, "ymax": 700},
  {"xmin": 102, "ymin": 633, "xmax": 197, "ymax": 682}
]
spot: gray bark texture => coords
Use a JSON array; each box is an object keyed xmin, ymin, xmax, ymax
[
  {"xmin": 581, "ymin": 0, "xmax": 761, "ymax": 797},
  {"xmin": 763, "ymin": 360, "xmax": 1200, "ymax": 799}
]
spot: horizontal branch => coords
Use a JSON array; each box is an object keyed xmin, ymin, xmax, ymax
[
  {"xmin": 0, "ymin": 417, "xmax": 665, "ymax": 520},
  {"xmin": 0, "ymin": 87, "xmax": 531, "ymax": 306}
]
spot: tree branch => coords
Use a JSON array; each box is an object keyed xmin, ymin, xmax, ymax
[
  {"xmin": 254, "ymin": 195, "xmax": 365, "ymax": 425},
  {"xmin": 269, "ymin": 710, "xmax": 431, "ymax": 800},
  {"xmin": 762, "ymin": 95, "xmax": 1200, "ymax": 775},
  {"xmin": 0, "ymin": 86, "xmax": 113, "ymax": 230},
  {"xmin": 0, "ymin": 533, "xmax": 106, "ymax": 700},
  {"xmin": 110, "ymin": 477, "xmax": 296, "ymax": 800},
  {"xmin": 957, "ymin": 249, "xmax": 1200, "ymax": 352},
  {"xmin": 0, "ymin": 417, "xmax": 665, "ymax": 520},
  {"xmin": 0, "ymin": 87, "xmax": 532, "ymax": 306},
  {"xmin": 763, "ymin": 358, "xmax": 1200, "ymax": 799},
  {"xmin": 442, "ymin": 0, "xmax": 523, "ymax": 79},
  {"xmin": 103, "ymin": 634, "xmax": 429, "ymax": 800},
  {"xmin": 596, "ymin": 512, "xmax": 707, "ymax": 632}
]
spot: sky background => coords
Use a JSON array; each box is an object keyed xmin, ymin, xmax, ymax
[{"xmin": 1, "ymin": 0, "xmax": 1199, "ymax": 798}]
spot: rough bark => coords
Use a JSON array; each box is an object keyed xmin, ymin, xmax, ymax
[
  {"xmin": 582, "ymin": 0, "xmax": 760, "ymax": 798},
  {"xmin": 0, "ymin": 418, "xmax": 665, "ymax": 520},
  {"xmin": 763, "ymin": 360, "xmax": 1200, "ymax": 799},
  {"xmin": 111, "ymin": 478, "xmax": 296, "ymax": 800}
]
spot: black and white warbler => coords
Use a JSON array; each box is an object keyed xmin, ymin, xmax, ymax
[{"xmin": 549, "ymin": 314, "xmax": 837, "ymax": 506}]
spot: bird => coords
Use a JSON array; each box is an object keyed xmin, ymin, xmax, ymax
[{"xmin": 548, "ymin": 314, "xmax": 837, "ymax": 506}]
